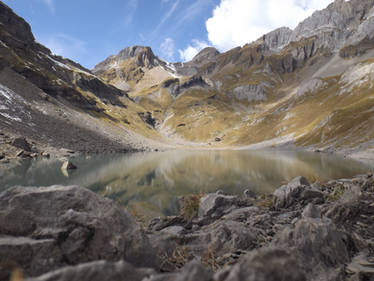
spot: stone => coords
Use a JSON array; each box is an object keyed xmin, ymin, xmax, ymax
[
  {"xmin": 273, "ymin": 176, "xmax": 310, "ymax": 209},
  {"xmin": 301, "ymin": 203, "xmax": 321, "ymax": 219},
  {"xmin": 41, "ymin": 152, "xmax": 50, "ymax": 158},
  {"xmin": 272, "ymin": 217, "xmax": 357, "ymax": 281},
  {"xmin": 26, "ymin": 260, "xmax": 155, "ymax": 281},
  {"xmin": 0, "ymin": 186, "xmax": 159, "ymax": 278},
  {"xmin": 198, "ymin": 194, "xmax": 240, "ymax": 220},
  {"xmin": 11, "ymin": 137, "xmax": 31, "ymax": 152},
  {"xmin": 0, "ymin": 153, "xmax": 4, "ymax": 160},
  {"xmin": 145, "ymin": 260, "xmax": 212, "ymax": 281},
  {"xmin": 215, "ymin": 248, "xmax": 306, "ymax": 281},
  {"xmin": 61, "ymin": 160, "xmax": 77, "ymax": 171}
]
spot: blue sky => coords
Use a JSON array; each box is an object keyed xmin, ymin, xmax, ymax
[{"xmin": 3, "ymin": 0, "xmax": 334, "ymax": 69}]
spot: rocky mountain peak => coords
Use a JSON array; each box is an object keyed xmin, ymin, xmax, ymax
[
  {"xmin": 92, "ymin": 45, "xmax": 162, "ymax": 75},
  {"xmin": 192, "ymin": 47, "xmax": 220, "ymax": 64}
]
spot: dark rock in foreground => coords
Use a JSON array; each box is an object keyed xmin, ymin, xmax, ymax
[
  {"xmin": 0, "ymin": 186, "xmax": 158, "ymax": 280},
  {"xmin": 0, "ymin": 174, "xmax": 373, "ymax": 281}
]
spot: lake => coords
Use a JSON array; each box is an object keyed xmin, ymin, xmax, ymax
[{"xmin": 0, "ymin": 149, "xmax": 372, "ymax": 220}]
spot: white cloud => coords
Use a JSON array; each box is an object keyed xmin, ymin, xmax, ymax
[
  {"xmin": 178, "ymin": 39, "xmax": 210, "ymax": 62},
  {"xmin": 206, "ymin": 0, "xmax": 334, "ymax": 51},
  {"xmin": 40, "ymin": 0, "xmax": 55, "ymax": 13},
  {"xmin": 160, "ymin": 38, "xmax": 175, "ymax": 60}
]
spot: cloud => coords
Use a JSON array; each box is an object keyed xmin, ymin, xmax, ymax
[
  {"xmin": 178, "ymin": 39, "xmax": 210, "ymax": 62},
  {"xmin": 206, "ymin": 0, "xmax": 334, "ymax": 51},
  {"xmin": 124, "ymin": 0, "xmax": 138, "ymax": 25},
  {"xmin": 158, "ymin": 0, "xmax": 180, "ymax": 28},
  {"xmin": 160, "ymin": 38, "xmax": 175, "ymax": 60},
  {"xmin": 40, "ymin": 0, "xmax": 55, "ymax": 13},
  {"xmin": 41, "ymin": 34, "xmax": 87, "ymax": 60}
]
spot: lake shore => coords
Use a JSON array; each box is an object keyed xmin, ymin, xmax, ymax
[{"xmin": 0, "ymin": 173, "xmax": 373, "ymax": 281}]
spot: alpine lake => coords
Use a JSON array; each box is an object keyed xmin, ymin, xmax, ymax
[{"xmin": 1, "ymin": 149, "xmax": 372, "ymax": 221}]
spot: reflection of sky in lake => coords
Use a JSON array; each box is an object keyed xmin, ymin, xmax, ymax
[{"xmin": 0, "ymin": 150, "xmax": 372, "ymax": 219}]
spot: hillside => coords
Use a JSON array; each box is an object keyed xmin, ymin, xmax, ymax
[{"xmin": 1, "ymin": 0, "xmax": 374, "ymax": 159}]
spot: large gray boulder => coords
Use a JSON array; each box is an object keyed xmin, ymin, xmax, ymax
[
  {"xmin": 0, "ymin": 186, "xmax": 159, "ymax": 279},
  {"xmin": 273, "ymin": 176, "xmax": 324, "ymax": 209},
  {"xmin": 198, "ymin": 193, "xmax": 242, "ymax": 220},
  {"xmin": 26, "ymin": 260, "xmax": 154, "ymax": 281},
  {"xmin": 272, "ymin": 217, "xmax": 357, "ymax": 281},
  {"xmin": 215, "ymin": 248, "xmax": 306, "ymax": 281}
]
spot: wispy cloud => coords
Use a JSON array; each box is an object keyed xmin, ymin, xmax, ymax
[
  {"xmin": 124, "ymin": 0, "xmax": 138, "ymax": 25},
  {"xmin": 156, "ymin": 0, "xmax": 180, "ymax": 31},
  {"xmin": 40, "ymin": 0, "xmax": 55, "ymax": 14},
  {"xmin": 160, "ymin": 38, "xmax": 175, "ymax": 60}
]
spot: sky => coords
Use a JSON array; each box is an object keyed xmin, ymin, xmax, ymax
[{"xmin": 3, "ymin": 0, "xmax": 334, "ymax": 69}]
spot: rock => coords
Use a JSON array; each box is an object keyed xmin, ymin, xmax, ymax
[
  {"xmin": 61, "ymin": 160, "xmax": 77, "ymax": 171},
  {"xmin": 16, "ymin": 150, "xmax": 24, "ymax": 157},
  {"xmin": 145, "ymin": 260, "xmax": 212, "ymax": 281},
  {"xmin": 0, "ymin": 153, "xmax": 4, "ymax": 160},
  {"xmin": 346, "ymin": 252, "xmax": 374, "ymax": 280},
  {"xmin": 41, "ymin": 152, "xmax": 50, "ymax": 158},
  {"xmin": 301, "ymin": 203, "xmax": 321, "ymax": 219},
  {"xmin": 273, "ymin": 176, "xmax": 310, "ymax": 209},
  {"xmin": 12, "ymin": 137, "xmax": 31, "ymax": 152},
  {"xmin": 215, "ymin": 248, "xmax": 306, "ymax": 281},
  {"xmin": 198, "ymin": 194, "xmax": 241, "ymax": 220},
  {"xmin": 26, "ymin": 260, "xmax": 154, "ymax": 281},
  {"xmin": 0, "ymin": 186, "xmax": 159, "ymax": 279},
  {"xmin": 272, "ymin": 217, "xmax": 357, "ymax": 281}
]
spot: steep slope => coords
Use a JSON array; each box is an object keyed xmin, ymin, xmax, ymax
[
  {"xmin": 95, "ymin": 0, "xmax": 374, "ymax": 155},
  {"xmin": 0, "ymin": 2, "xmax": 171, "ymax": 157}
]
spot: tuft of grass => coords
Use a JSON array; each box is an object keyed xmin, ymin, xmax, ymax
[
  {"xmin": 159, "ymin": 247, "xmax": 189, "ymax": 270},
  {"xmin": 202, "ymin": 247, "xmax": 220, "ymax": 272},
  {"xmin": 328, "ymin": 183, "xmax": 346, "ymax": 202},
  {"xmin": 255, "ymin": 194, "xmax": 273, "ymax": 209},
  {"xmin": 180, "ymin": 194, "xmax": 204, "ymax": 221},
  {"xmin": 10, "ymin": 269, "xmax": 23, "ymax": 281}
]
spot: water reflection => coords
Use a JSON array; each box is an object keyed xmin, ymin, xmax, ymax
[{"xmin": 0, "ymin": 150, "xmax": 372, "ymax": 219}]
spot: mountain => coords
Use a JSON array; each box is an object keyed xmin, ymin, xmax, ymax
[
  {"xmin": 94, "ymin": 0, "xmax": 374, "ymax": 157},
  {"xmin": 0, "ymin": 2, "xmax": 173, "ymax": 157},
  {"xmin": 1, "ymin": 0, "xmax": 374, "ymax": 159}
]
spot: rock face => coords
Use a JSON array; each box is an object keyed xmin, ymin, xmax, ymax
[{"xmin": 0, "ymin": 186, "xmax": 158, "ymax": 279}]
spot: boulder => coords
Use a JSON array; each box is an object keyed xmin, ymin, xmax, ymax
[
  {"xmin": 145, "ymin": 260, "xmax": 212, "ymax": 281},
  {"xmin": 11, "ymin": 137, "xmax": 31, "ymax": 152},
  {"xmin": 61, "ymin": 160, "xmax": 77, "ymax": 171},
  {"xmin": 215, "ymin": 248, "xmax": 306, "ymax": 281},
  {"xmin": 273, "ymin": 176, "xmax": 324, "ymax": 209},
  {"xmin": 0, "ymin": 186, "xmax": 159, "ymax": 279},
  {"xmin": 26, "ymin": 260, "xmax": 154, "ymax": 281},
  {"xmin": 272, "ymin": 217, "xmax": 357, "ymax": 281},
  {"xmin": 198, "ymin": 194, "xmax": 241, "ymax": 220}
]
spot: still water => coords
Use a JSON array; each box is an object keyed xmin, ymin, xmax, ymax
[{"xmin": 0, "ymin": 150, "xmax": 372, "ymax": 219}]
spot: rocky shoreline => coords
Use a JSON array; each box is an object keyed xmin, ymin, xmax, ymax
[{"xmin": 0, "ymin": 174, "xmax": 373, "ymax": 281}]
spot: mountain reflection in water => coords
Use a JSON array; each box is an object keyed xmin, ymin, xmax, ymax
[{"xmin": 0, "ymin": 150, "xmax": 372, "ymax": 219}]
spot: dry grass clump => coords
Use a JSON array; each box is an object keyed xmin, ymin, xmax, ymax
[{"xmin": 180, "ymin": 194, "xmax": 204, "ymax": 221}]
